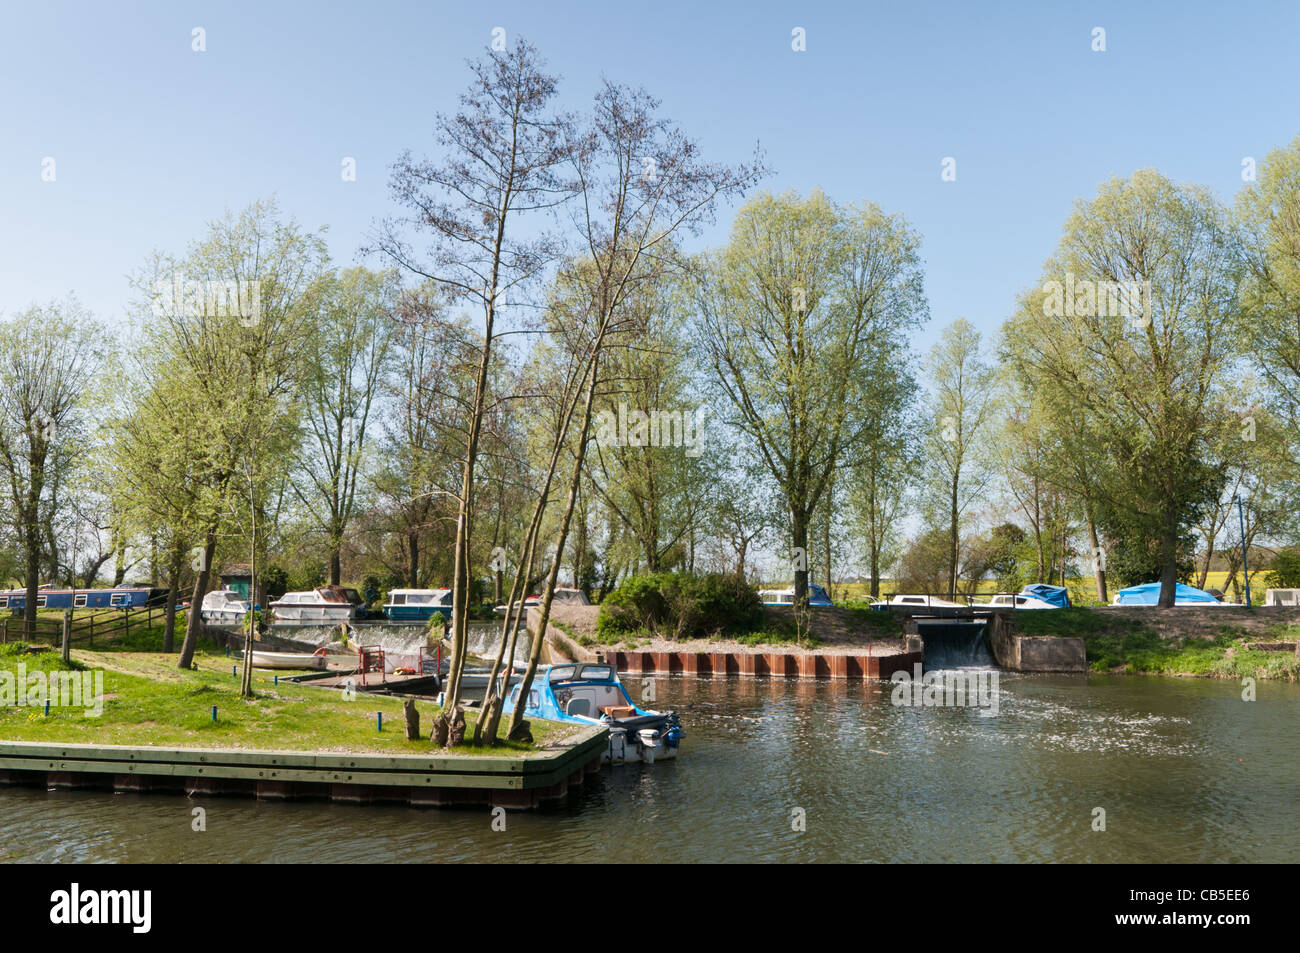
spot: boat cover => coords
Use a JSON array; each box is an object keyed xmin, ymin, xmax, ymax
[
  {"xmin": 1114, "ymin": 582, "xmax": 1219, "ymax": 605},
  {"xmin": 1020, "ymin": 584, "xmax": 1070, "ymax": 608}
]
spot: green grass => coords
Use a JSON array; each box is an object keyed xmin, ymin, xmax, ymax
[
  {"xmin": 0, "ymin": 644, "xmax": 564, "ymax": 755},
  {"xmin": 1012, "ymin": 606, "xmax": 1149, "ymax": 639},
  {"xmin": 837, "ymin": 604, "xmax": 907, "ymax": 635},
  {"xmin": 1009, "ymin": 612, "xmax": 1300, "ymax": 679}
]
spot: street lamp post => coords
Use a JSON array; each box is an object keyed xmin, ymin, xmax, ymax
[{"xmin": 1235, "ymin": 494, "xmax": 1251, "ymax": 607}]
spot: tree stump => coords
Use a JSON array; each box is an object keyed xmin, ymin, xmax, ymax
[
  {"xmin": 431, "ymin": 712, "xmax": 449, "ymax": 747},
  {"xmin": 403, "ymin": 698, "xmax": 420, "ymax": 740},
  {"xmin": 507, "ymin": 719, "xmax": 533, "ymax": 744},
  {"xmin": 447, "ymin": 708, "xmax": 467, "ymax": 747}
]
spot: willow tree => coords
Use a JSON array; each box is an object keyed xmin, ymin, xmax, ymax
[
  {"xmin": 0, "ymin": 299, "xmax": 108, "ymax": 637},
  {"xmin": 922, "ymin": 319, "xmax": 997, "ymax": 598},
  {"xmin": 1002, "ymin": 170, "xmax": 1237, "ymax": 606},
  {"xmin": 846, "ymin": 422, "xmax": 919, "ymax": 599},
  {"xmin": 293, "ymin": 267, "xmax": 399, "ymax": 584},
  {"xmin": 112, "ymin": 364, "xmax": 209, "ymax": 652},
  {"xmin": 697, "ymin": 190, "xmax": 927, "ymax": 603},
  {"xmin": 136, "ymin": 199, "xmax": 328, "ymax": 674},
  {"xmin": 373, "ymin": 39, "xmax": 574, "ymax": 714},
  {"xmin": 1236, "ymin": 134, "xmax": 1300, "ymax": 428},
  {"xmin": 584, "ymin": 270, "xmax": 708, "ymax": 573}
]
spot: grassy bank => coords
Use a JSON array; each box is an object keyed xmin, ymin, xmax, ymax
[
  {"xmin": 556, "ymin": 602, "xmax": 904, "ymax": 653},
  {"xmin": 1012, "ymin": 608, "xmax": 1300, "ymax": 679},
  {"xmin": 0, "ymin": 644, "xmax": 563, "ymax": 755}
]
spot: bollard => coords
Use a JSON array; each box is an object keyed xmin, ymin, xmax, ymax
[
  {"xmin": 273, "ymin": 675, "xmax": 278, "ymax": 686},
  {"xmin": 232, "ymin": 666, "xmax": 236, "ymax": 677},
  {"xmin": 211, "ymin": 706, "xmax": 217, "ymax": 722},
  {"xmin": 44, "ymin": 700, "xmax": 50, "ymax": 717},
  {"xmin": 226, "ymin": 646, "xmax": 230, "ymax": 657},
  {"xmin": 376, "ymin": 711, "xmax": 383, "ymax": 732}
]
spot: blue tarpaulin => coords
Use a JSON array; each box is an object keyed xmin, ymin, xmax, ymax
[
  {"xmin": 1114, "ymin": 582, "xmax": 1219, "ymax": 605},
  {"xmin": 1020, "ymin": 584, "xmax": 1071, "ymax": 608}
]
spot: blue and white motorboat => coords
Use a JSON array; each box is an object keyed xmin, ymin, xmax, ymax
[
  {"xmin": 384, "ymin": 588, "xmax": 453, "ymax": 622},
  {"xmin": 759, "ymin": 584, "xmax": 834, "ymax": 607},
  {"xmin": 502, "ymin": 662, "xmax": 683, "ymax": 764}
]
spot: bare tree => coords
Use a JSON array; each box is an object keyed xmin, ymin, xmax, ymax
[{"xmin": 371, "ymin": 39, "xmax": 575, "ymax": 716}]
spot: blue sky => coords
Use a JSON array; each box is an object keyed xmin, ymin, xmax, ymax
[{"xmin": 3, "ymin": 0, "xmax": 1298, "ymax": 352}]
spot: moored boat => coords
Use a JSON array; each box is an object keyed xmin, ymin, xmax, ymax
[
  {"xmin": 0, "ymin": 585, "xmax": 167, "ymax": 611},
  {"xmin": 269, "ymin": 585, "xmax": 364, "ymax": 624},
  {"xmin": 502, "ymin": 662, "xmax": 683, "ymax": 764},
  {"xmin": 1110, "ymin": 582, "xmax": 1232, "ymax": 606},
  {"xmin": 493, "ymin": 586, "xmax": 590, "ymax": 616},
  {"xmin": 200, "ymin": 588, "xmax": 250, "ymax": 626},
  {"xmin": 759, "ymin": 584, "xmax": 834, "ymax": 606},
  {"xmin": 384, "ymin": 588, "xmax": 453, "ymax": 622},
  {"xmin": 979, "ymin": 593, "xmax": 1058, "ymax": 610},
  {"xmin": 248, "ymin": 648, "xmax": 330, "ymax": 670}
]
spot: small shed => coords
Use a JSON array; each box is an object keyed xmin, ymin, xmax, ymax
[{"xmin": 219, "ymin": 564, "xmax": 252, "ymax": 600}]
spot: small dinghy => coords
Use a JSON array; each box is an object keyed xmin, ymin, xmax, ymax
[{"xmin": 248, "ymin": 647, "xmax": 331, "ymax": 671}]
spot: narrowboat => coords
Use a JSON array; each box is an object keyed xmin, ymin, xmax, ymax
[
  {"xmin": 502, "ymin": 662, "xmax": 683, "ymax": 764},
  {"xmin": 269, "ymin": 585, "xmax": 365, "ymax": 624},
  {"xmin": 384, "ymin": 588, "xmax": 453, "ymax": 622},
  {"xmin": 0, "ymin": 586, "xmax": 167, "ymax": 611},
  {"xmin": 200, "ymin": 588, "xmax": 250, "ymax": 626}
]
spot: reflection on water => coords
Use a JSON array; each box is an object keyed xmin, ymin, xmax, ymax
[{"xmin": 0, "ymin": 674, "xmax": 1296, "ymax": 863}]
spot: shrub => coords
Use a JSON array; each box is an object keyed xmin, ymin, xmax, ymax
[
  {"xmin": 596, "ymin": 572, "xmax": 762, "ymax": 642},
  {"xmin": 1266, "ymin": 546, "xmax": 1300, "ymax": 589}
]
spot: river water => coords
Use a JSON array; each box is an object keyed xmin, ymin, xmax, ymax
[{"xmin": 1, "ymin": 672, "xmax": 1295, "ymax": 863}]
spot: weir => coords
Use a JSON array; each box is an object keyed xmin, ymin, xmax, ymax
[{"xmin": 915, "ymin": 620, "xmax": 994, "ymax": 671}]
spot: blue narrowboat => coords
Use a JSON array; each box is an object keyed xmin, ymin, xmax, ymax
[
  {"xmin": 502, "ymin": 662, "xmax": 683, "ymax": 764},
  {"xmin": 384, "ymin": 588, "xmax": 453, "ymax": 622},
  {"xmin": 0, "ymin": 586, "xmax": 166, "ymax": 611}
]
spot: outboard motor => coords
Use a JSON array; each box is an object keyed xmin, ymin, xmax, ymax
[
  {"xmin": 607, "ymin": 726, "xmax": 627, "ymax": 763},
  {"xmin": 663, "ymin": 711, "xmax": 684, "ymax": 750},
  {"xmin": 638, "ymin": 728, "xmax": 660, "ymax": 764}
]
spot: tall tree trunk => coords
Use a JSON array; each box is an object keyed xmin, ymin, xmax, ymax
[
  {"xmin": 328, "ymin": 543, "xmax": 341, "ymax": 587},
  {"xmin": 162, "ymin": 541, "xmax": 184, "ymax": 653},
  {"xmin": 406, "ymin": 531, "xmax": 419, "ymax": 588},
  {"xmin": 1086, "ymin": 510, "xmax": 1107, "ymax": 604},
  {"xmin": 948, "ymin": 474, "xmax": 959, "ymax": 598},
  {"xmin": 178, "ymin": 529, "xmax": 216, "ymax": 669},
  {"xmin": 1158, "ymin": 515, "xmax": 1179, "ymax": 608},
  {"xmin": 791, "ymin": 507, "xmax": 810, "ymax": 603},
  {"xmin": 508, "ymin": 350, "xmax": 606, "ymax": 738}
]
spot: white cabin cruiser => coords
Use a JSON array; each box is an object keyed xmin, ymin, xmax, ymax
[
  {"xmin": 269, "ymin": 585, "xmax": 365, "ymax": 624},
  {"xmin": 980, "ymin": 593, "xmax": 1058, "ymax": 610},
  {"xmin": 200, "ymin": 588, "xmax": 250, "ymax": 626},
  {"xmin": 493, "ymin": 587, "xmax": 590, "ymax": 616}
]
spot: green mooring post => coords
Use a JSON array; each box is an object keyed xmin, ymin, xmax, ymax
[
  {"xmin": 376, "ymin": 711, "xmax": 383, "ymax": 732},
  {"xmin": 61, "ymin": 610, "xmax": 71, "ymax": 664}
]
